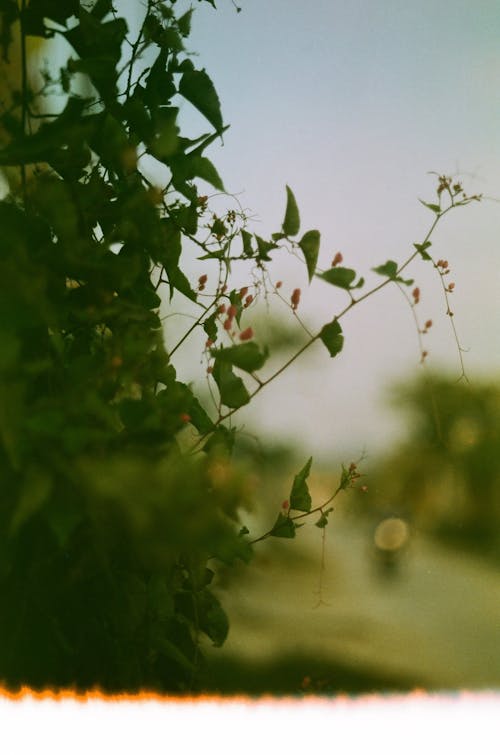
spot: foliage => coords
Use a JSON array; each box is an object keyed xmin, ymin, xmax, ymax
[
  {"xmin": 0, "ymin": 0, "xmax": 481, "ymax": 692},
  {"xmin": 357, "ymin": 374, "xmax": 500, "ymax": 558}
]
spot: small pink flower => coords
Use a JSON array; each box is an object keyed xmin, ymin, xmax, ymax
[
  {"xmin": 239, "ymin": 327, "xmax": 254, "ymax": 341},
  {"xmin": 291, "ymin": 288, "xmax": 301, "ymax": 310},
  {"xmin": 331, "ymin": 251, "xmax": 343, "ymax": 267}
]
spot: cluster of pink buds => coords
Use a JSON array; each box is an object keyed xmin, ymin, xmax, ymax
[
  {"xmin": 198, "ymin": 273, "xmax": 208, "ymax": 291},
  {"xmin": 238, "ymin": 286, "xmax": 254, "ymax": 308},
  {"xmin": 436, "ymin": 259, "xmax": 449, "ymax": 271},
  {"xmin": 223, "ymin": 304, "xmax": 238, "ymax": 331},
  {"xmin": 412, "ymin": 287, "xmax": 420, "ymax": 305}
]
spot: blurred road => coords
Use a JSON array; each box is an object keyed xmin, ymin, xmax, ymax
[{"xmin": 207, "ymin": 513, "xmax": 500, "ymax": 691}]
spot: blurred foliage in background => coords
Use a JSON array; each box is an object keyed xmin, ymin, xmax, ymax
[{"xmin": 356, "ymin": 374, "xmax": 500, "ymax": 560}]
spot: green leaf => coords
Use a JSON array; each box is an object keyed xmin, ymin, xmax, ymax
[
  {"xmin": 317, "ymin": 266, "xmax": 364, "ymax": 290},
  {"xmin": 290, "ymin": 457, "xmax": 312, "ymax": 512},
  {"xmin": 270, "ymin": 513, "xmax": 296, "ymax": 539},
  {"xmin": 177, "ymin": 9, "xmax": 193, "ymax": 36},
  {"xmin": 254, "ymin": 235, "xmax": 277, "ymax": 262},
  {"xmin": 167, "ymin": 267, "xmax": 197, "ymax": 302},
  {"xmin": 319, "ymin": 318, "xmax": 344, "ymax": 358},
  {"xmin": 169, "ymin": 148, "xmax": 225, "ymax": 191},
  {"xmin": 178, "ymin": 69, "xmax": 224, "ymax": 133},
  {"xmin": 228, "ymin": 289, "xmax": 243, "ymax": 326},
  {"xmin": 372, "ymin": 260, "xmax": 398, "ymax": 279},
  {"xmin": 149, "ymin": 108, "xmax": 179, "ymax": 160},
  {"xmin": 414, "ymin": 241, "xmax": 432, "ymax": 261},
  {"xmin": 372, "ymin": 260, "xmax": 414, "ymax": 286},
  {"xmin": 23, "ymin": 0, "xmax": 79, "ymax": 35},
  {"xmin": 186, "ymin": 155, "xmax": 225, "ymax": 191},
  {"xmin": 213, "ymin": 342, "xmax": 269, "ymax": 372},
  {"xmin": 196, "ymin": 589, "xmax": 229, "ymax": 647},
  {"xmin": 143, "ymin": 50, "xmax": 176, "ymax": 109},
  {"xmin": 0, "ymin": 97, "xmax": 91, "ymax": 166},
  {"xmin": 203, "ymin": 312, "xmax": 218, "ymax": 342},
  {"xmin": 187, "ymin": 396, "xmax": 215, "ymax": 435},
  {"xmin": 419, "ymin": 200, "xmax": 441, "ymax": 214},
  {"xmin": 90, "ymin": 0, "xmax": 113, "ymax": 20},
  {"xmin": 282, "ymin": 185, "xmax": 300, "ymax": 236},
  {"xmin": 212, "ymin": 360, "xmax": 250, "ymax": 409},
  {"xmin": 64, "ymin": 13, "xmax": 127, "ymax": 99},
  {"xmin": 173, "ymin": 201, "xmax": 198, "ymax": 235},
  {"xmin": 241, "ymin": 229, "xmax": 254, "ymax": 257},
  {"xmin": 315, "ymin": 512, "xmax": 329, "ymax": 528},
  {"xmin": 298, "ymin": 230, "xmax": 320, "ymax": 283}
]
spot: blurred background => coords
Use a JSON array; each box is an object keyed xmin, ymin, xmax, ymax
[{"xmin": 200, "ymin": 373, "xmax": 500, "ymax": 694}]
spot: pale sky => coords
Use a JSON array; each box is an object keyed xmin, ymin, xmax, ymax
[{"xmin": 164, "ymin": 0, "xmax": 499, "ymax": 461}]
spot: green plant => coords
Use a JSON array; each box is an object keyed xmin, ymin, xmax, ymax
[{"xmin": 0, "ymin": 0, "xmax": 481, "ymax": 693}]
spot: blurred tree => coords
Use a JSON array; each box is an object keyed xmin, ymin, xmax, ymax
[{"xmin": 360, "ymin": 374, "xmax": 500, "ymax": 558}]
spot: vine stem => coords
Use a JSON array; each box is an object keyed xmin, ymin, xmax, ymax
[
  {"xmin": 125, "ymin": 0, "xmax": 152, "ymax": 99},
  {"xmin": 168, "ymin": 300, "xmax": 216, "ymax": 359}
]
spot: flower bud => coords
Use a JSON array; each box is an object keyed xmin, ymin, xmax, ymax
[
  {"xmin": 239, "ymin": 327, "xmax": 254, "ymax": 341},
  {"xmin": 291, "ymin": 288, "xmax": 301, "ymax": 310},
  {"xmin": 331, "ymin": 251, "xmax": 343, "ymax": 267}
]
